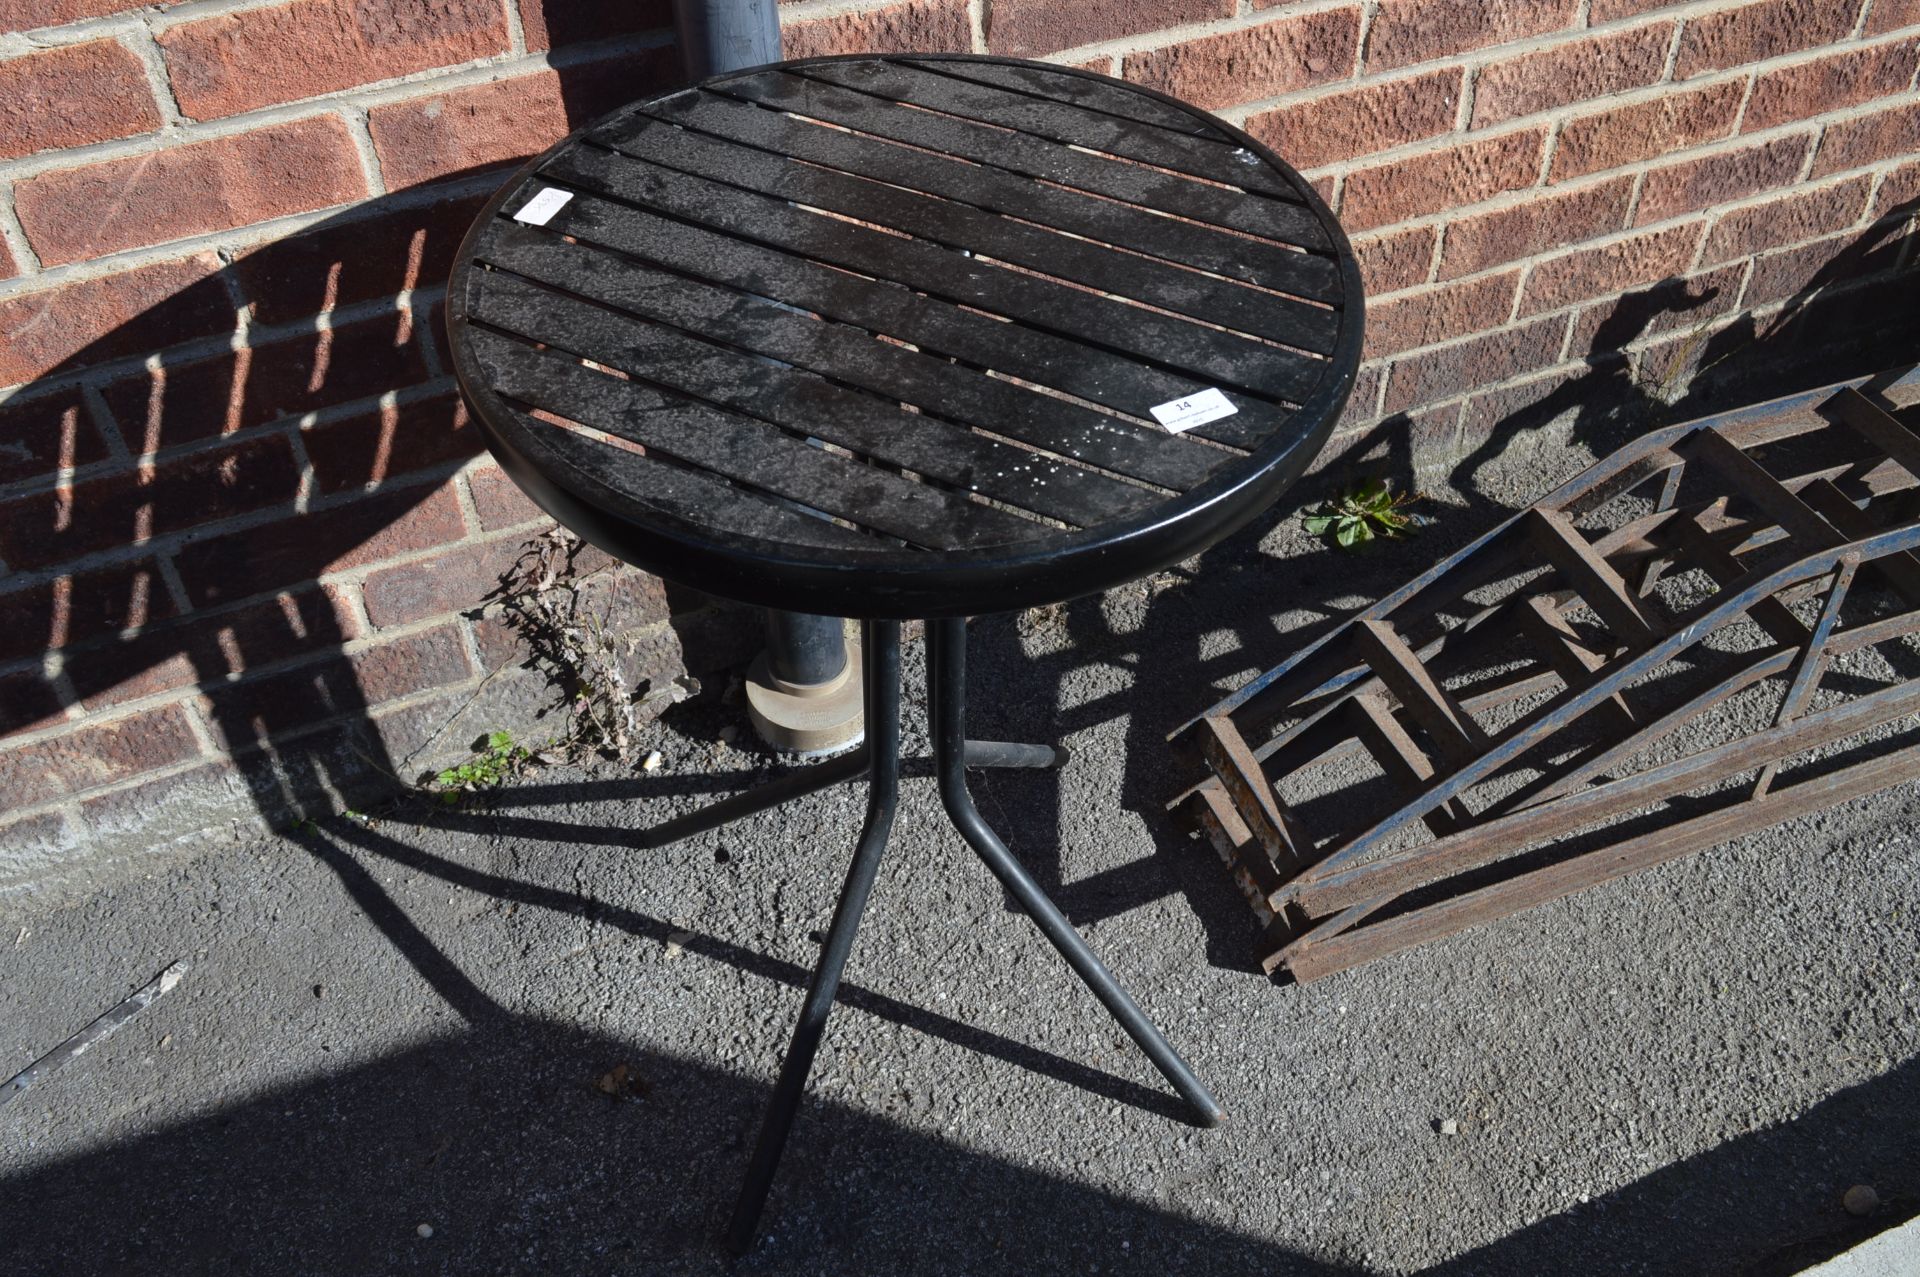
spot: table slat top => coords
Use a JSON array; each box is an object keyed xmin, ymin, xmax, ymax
[{"xmin": 447, "ymin": 54, "xmax": 1364, "ymax": 617}]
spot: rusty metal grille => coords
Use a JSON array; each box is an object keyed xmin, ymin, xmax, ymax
[{"xmin": 1170, "ymin": 366, "xmax": 1920, "ymax": 984}]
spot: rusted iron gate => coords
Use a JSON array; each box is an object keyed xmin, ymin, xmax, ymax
[{"xmin": 1171, "ymin": 366, "xmax": 1920, "ymax": 983}]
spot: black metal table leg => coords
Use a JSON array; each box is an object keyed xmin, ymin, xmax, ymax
[
  {"xmin": 726, "ymin": 619, "xmax": 902, "ymax": 1253},
  {"xmin": 927, "ymin": 618, "xmax": 1227, "ymax": 1128}
]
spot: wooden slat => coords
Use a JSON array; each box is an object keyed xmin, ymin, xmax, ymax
[
  {"xmin": 1353, "ymin": 619, "xmax": 1487, "ymax": 767},
  {"xmin": 718, "ymin": 70, "xmax": 1326, "ymax": 248},
  {"xmin": 478, "ymin": 217, "xmax": 1222, "ymax": 491},
  {"xmin": 499, "ymin": 403, "xmax": 873, "ymax": 553},
  {"xmin": 1526, "ymin": 508, "xmax": 1658, "ymax": 645},
  {"xmin": 467, "ymin": 327, "xmax": 1041, "ymax": 550},
  {"xmin": 589, "ymin": 118, "xmax": 1341, "ymax": 351},
  {"xmin": 469, "ymin": 269, "xmax": 1160, "ymax": 528},
  {"xmin": 616, "ymin": 90, "xmax": 1336, "ymax": 298},
  {"xmin": 901, "ymin": 58, "xmax": 1234, "ymax": 140},
  {"xmin": 538, "ymin": 145, "xmax": 1323, "ymax": 404},
  {"xmin": 797, "ymin": 59, "xmax": 1307, "ymax": 201},
  {"xmin": 492, "ymin": 188, "xmax": 1270, "ymax": 459}
]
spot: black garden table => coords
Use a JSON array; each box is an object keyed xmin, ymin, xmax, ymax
[{"xmin": 447, "ymin": 52, "xmax": 1362, "ymax": 1250}]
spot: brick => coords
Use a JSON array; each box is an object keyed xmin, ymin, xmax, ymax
[
  {"xmin": 0, "ymin": 387, "xmax": 109, "ymax": 487},
  {"xmin": 0, "ymin": 703, "xmax": 202, "ymax": 808},
  {"xmin": 233, "ymin": 188, "xmax": 489, "ymax": 324},
  {"xmin": 1743, "ymin": 38, "xmax": 1920, "ymax": 133},
  {"xmin": 0, "ymin": 237, "xmax": 14, "ymax": 281},
  {"xmin": 304, "ymin": 394, "xmax": 479, "ymax": 495},
  {"xmin": 519, "ymin": 0, "xmax": 672, "ymax": 50},
  {"xmin": 1700, "ymin": 176, "xmax": 1874, "ymax": 265},
  {"xmin": 1351, "ymin": 224, "xmax": 1437, "ymax": 296},
  {"xmin": 1382, "ymin": 315, "xmax": 1568, "ymax": 414},
  {"xmin": 159, "ymin": 0, "xmax": 510, "ymax": 121},
  {"xmin": 101, "ymin": 309, "xmax": 429, "ymax": 455},
  {"xmin": 1812, "ymin": 100, "xmax": 1920, "ymax": 177},
  {"xmin": 468, "ymin": 463, "xmax": 544, "ymax": 530},
  {"xmin": 1366, "ymin": 0, "xmax": 1581, "ymax": 72},
  {"xmin": 1589, "ymin": 0, "xmax": 1685, "ymax": 21},
  {"xmin": 69, "ymin": 585, "xmax": 361, "ymax": 710},
  {"xmin": 1567, "ymin": 264, "xmax": 1748, "ymax": 355},
  {"xmin": 1633, "ymin": 134, "xmax": 1812, "ymax": 226},
  {"xmin": 15, "ymin": 117, "xmax": 367, "ymax": 268},
  {"xmin": 198, "ymin": 622, "xmax": 472, "ymax": 751},
  {"xmin": 985, "ymin": 0, "xmax": 1231, "ymax": 58},
  {"xmin": 0, "ymin": 0, "xmax": 142, "ymax": 27},
  {"xmin": 362, "ymin": 534, "xmax": 529, "ymax": 628},
  {"xmin": 0, "ymin": 670, "xmax": 64, "ymax": 737},
  {"xmin": 1867, "ymin": 0, "xmax": 1920, "ymax": 34},
  {"xmin": 0, "ymin": 39, "xmax": 160, "ymax": 160},
  {"xmin": 1121, "ymin": 7, "xmax": 1361, "ymax": 112},
  {"xmin": 1439, "ymin": 176, "xmax": 1634, "ymax": 279},
  {"xmin": 1470, "ymin": 22, "xmax": 1673, "ymax": 129},
  {"xmin": 1245, "ymin": 67, "xmax": 1460, "ymax": 170},
  {"xmin": 366, "ymin": 50, "xmax": 675, "ymax": 189},
  {"xmin": 0, "ymin": 560, "xmax": 175, "ymax": 667},
  {"xmin": 1675, "ymin": 0, "xmax": 1863, "ymax": 79},
  {"xmin": 173, "ymin": 482, "xmax": 468, "ymax": 606},
  {"xmin": 1877, "ymin": 157, "xmax": 1920, "ymax": 218},
  {"xmin": 1743, "ymin": 229, "xmax": 1901, "ymax": 305},
  {"xmin": 1336, "ymin": 362, "xmax": 1385, "ymax": 429},
  {"xmin": 1519, "ymin": 221, "xmax": 1704, "ymax": 316},
  {"xmin": 785, "ymin": 0, "xmax": 971, "ymax": 58},
  {"xmin": 1364, "ymin": 270, "xmax": 1520, "ymax": 359},
  {"xmin": 1341, "ymin": 128, "xmax": 1547, "ymax": 233},
  {"xmin": 0, "ymin": 434, "xmax": 302, "ymax": 571},
  {"xmin": 1551, "ymin": 79, "xmax": 1744, "ymax": 182},
  {"xmin": 0, "ymin": 254, "xmax": 233, "ymax": 388}
]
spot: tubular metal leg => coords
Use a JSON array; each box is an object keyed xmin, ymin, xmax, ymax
[
  {"xmin": 726, "ymin": 620, "xmax": 902, "ymax": 1253},
  {"xmin": 927, "ymin": 617, "xmax": 1227, "ymax": 1128}
]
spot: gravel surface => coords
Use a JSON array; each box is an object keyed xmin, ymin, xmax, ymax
[{"xmin": 3, "ymin": 416, "xmax": 1917, "ymax": 1276}]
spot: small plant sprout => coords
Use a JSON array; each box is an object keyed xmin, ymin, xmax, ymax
[
  {"xmin": 1303, "ymin": 477, "xmax": 1427, "ymax": 550},
  {"xmin": 433, "ymin": 730, "xmax": 532, "ymax": 804}
]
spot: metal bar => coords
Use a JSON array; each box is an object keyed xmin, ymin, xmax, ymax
[
  {"xmin": 963, "ymin": 739, "xmax": 1072, "ymax": 770},
  {"xmin": 1753, "ymin": 558, "xmax": 1855, "ymax": 798},
  {"xmin": 1296, "ymin": 651, "xmax": 1920, "ymax": 915},
  {"xmin": 672, "ymin": 0, "xmax": 779, "ymax": 81},
  {"xmin": 1, "ymin": 960, "xmax": 188, "ymax": 1110},
  {"xmin": 1287, "ymin": 729, "xmax": 1920, "ymax": 983},
  {"xmin": 929, "ymin": 617, "xmax": 1226, "ymax": 1127},
  {"xmin": 765, "ymin": 610, "xmax": 848, "ymax": 688},
  {"xmin": 728, "ymin": 619, "xmax": 901, "ymax": 1254}
]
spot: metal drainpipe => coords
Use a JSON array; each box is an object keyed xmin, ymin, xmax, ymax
[{"xmin": 673, "ymin": 0, "xmax": 864, "ymax": 754}]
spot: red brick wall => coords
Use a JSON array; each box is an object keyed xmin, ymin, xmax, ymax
[{"xmin": 1, "ymin": 0, "xmax": 1917, "ymax": 889}]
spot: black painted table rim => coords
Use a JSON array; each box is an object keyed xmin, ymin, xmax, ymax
[{"xmin": 447, "ymin": 53, "xmax": 1365, "ymax": 619}]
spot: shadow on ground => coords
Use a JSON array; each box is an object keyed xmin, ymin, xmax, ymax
[{"xmin": 2, "ymin": 1013, "xmax": 1912, "ymax": 1275}]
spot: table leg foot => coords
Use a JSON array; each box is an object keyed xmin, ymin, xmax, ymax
[
  {"xmin": 962, "ymin": 738, "xmax": 1072, "ymax": 770},
  {"xmin": 928, "ymin": 618, "xmax": 1227, "ymax": 1128},
  {"xmin": 726, "ymin": 621, "xmax": 902, "ymax": 1254}
]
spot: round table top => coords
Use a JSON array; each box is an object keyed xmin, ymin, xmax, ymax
[{"xmin": 447, "ymin": 53, "xmax": 1363, "ymax": 619}]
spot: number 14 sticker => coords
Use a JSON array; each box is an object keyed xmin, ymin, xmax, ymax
[{"xmin": 1148, "ymin": 387, "xmax": 1238, "ymax": 433}]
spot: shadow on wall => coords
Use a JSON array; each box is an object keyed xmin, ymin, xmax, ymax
[{"xmin": 0, "ymin": 50, "xmax": 764, "ymax": 886}]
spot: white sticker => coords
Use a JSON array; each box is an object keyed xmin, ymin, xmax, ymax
[
  {"xmin": 512, "ymin": 187, "xmax": 574, "ymax": 226},
  {"xmin": 1149, "ymin": 387, "xmax": 1238, "ymax": 433}
]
